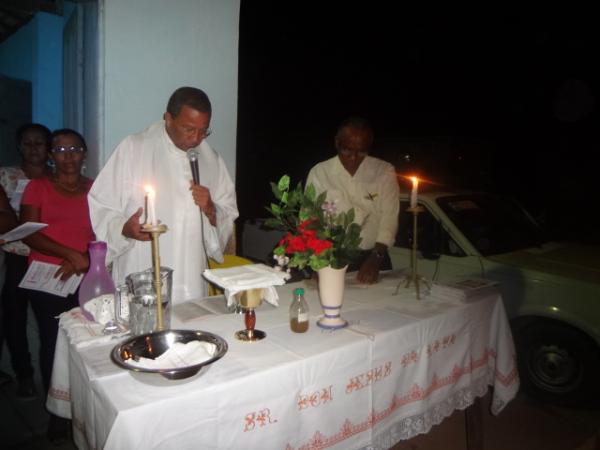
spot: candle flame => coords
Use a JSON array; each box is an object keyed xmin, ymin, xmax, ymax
[
  {"xmin": 411, "ymin": 176, "xmax": 419, "ymax": 186},
  {"xmin": 145, "ymin": 185, "xmax": 155, "ymax": 198}
]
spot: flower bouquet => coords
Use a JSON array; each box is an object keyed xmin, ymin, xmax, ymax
[
  {"xmin": 265, "ymin": 175, "xmax": 362, "ymax": 329},
  {"xmin": 264, "ymin": 175, "xmax": 362, "ymax": 272}
]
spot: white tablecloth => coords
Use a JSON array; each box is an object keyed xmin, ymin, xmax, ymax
[{"xmin": 47, "ymin": 274, "xmax": 519, "ymax": 450}]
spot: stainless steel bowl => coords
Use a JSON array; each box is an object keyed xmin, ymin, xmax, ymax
[{"xmin": 111, "ymin": 329, "xmax": 228, "ymax": 380}]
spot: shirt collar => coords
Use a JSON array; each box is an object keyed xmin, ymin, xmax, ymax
[{"xmin": 333, "ymin": 155, "xmax": 368, "ymax": 179}]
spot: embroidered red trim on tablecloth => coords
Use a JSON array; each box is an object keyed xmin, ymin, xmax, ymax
[
  {"xmin": 286, "ymin": 346, "xmax": 517, "ymax": 450},
  {"xmin": 48, "ymin": 386, "xmax": 70, "ymax": 402}
]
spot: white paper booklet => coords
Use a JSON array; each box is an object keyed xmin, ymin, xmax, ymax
[
  {"xmin": 19, "ymin": 260, "xmax": 83, "ymax": 297},
  {"xmin": 9, "ymin": 179, "xmax": 30, "ymax": 211},
  {"xmin": 0, "ymin": 222, "xmax": 47, "ymax": 243}
]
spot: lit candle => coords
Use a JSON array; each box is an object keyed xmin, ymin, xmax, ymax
[
  {"xmin": 143, "ymin": 191, "xmax": 148, "ymax": 224},
  {"xmin": 145, "ymin": 185, "xmax": 157, "ymax": 225},
  {"xmin": 410, "ymin": 176, "xmax": 419, "ymax": 209}
]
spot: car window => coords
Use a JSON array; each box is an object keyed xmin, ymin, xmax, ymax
[
  {"xmin": 395, "ymin": 201, "xmax": 466, "ymax": 257},
  {"xmin": 437, "ymin": 194, "xmax": 544, "ymax": 256}
]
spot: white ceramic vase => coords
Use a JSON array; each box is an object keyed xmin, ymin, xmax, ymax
[{"xmin": 316, "ymin": 265, "xmax": 348, "ymax": 330}]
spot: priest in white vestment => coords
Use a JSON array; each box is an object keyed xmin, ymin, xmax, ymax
[{"xmin": 88, "ymin": 87, "xmax": 238, "ymax": 303}]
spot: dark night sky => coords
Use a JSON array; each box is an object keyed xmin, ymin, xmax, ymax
[{"xmin": 235, "ymin": 4, "xmax": 599, "ymax": 243}]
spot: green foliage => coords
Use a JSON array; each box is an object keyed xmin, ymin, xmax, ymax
[{"xmin": 265, "ymin": 175, "xmax": 363, "ymax": 270}]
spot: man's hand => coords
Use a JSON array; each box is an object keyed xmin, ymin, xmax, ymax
[
  {"xmin": 122, "ymin": 207, "xmax": 152, "ymax": 241},
  {"xmin": 356, "ymin": 254, "xmax": 380, "ymax": 284},
  {"xmin": 190, "ymin": 182, "xmax": 216, "ymax": 225},
  {"xmin": 356, "ymin": 244, "xmax": 387, "ymax": 284}
]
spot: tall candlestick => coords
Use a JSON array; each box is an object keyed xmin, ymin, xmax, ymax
[
  {"xmin": 145, "ymin": 185, "xmax": 157, "ymax": 225},
  {"xmin": 410, "ymin": 176, "xmax": 419, "ymax": 209}
]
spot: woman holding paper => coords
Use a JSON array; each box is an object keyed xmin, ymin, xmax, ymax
[
  {"xmin": 0, "ymin": 123, "xmax": 51, "ymax": 399},
  {"xmin": 19, "ymin": 128, "xmax": 94, "ymax": 439}
]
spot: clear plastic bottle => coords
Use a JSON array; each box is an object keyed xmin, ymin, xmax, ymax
[
  {"xmin": 78, "ymin": 241, "xmax": 116, "ymax": 322},
  {"xmin": 289, "ymin": 287, "xmax": 309, "ymax": 333}
]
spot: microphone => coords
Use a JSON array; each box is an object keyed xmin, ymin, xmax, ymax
[{"xmin": 188, "ymin": 149, "xmax": 200, "ymax": 184}]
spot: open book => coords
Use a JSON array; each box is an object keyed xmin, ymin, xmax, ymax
[{"xmin": 19, "ymin": 261, "xmax": 83, "ymax": 297}]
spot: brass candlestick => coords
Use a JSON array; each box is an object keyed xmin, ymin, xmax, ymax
[
  {"xmin": 395, "ymin": 206, "xmax": 427, "ymax": 299},
  {"xmin": 142, "ymin": 223, "xmax": 168, "ymax": 330}
]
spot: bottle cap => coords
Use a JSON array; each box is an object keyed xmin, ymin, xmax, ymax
[{"xmin": 293, "ymin": 288, "xmax": 304, "ymax": 296}]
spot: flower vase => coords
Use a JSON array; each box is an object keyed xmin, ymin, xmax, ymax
[{"xmin": 316, "ymin": 265, "xmax": 348, "ymax": 330}]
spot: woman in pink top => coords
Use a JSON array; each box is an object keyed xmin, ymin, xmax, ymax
[{"xmin": 20, "ymin": 128, "xmax": 94, "ymax": 441}]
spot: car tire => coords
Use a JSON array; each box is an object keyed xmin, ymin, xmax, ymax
[{"xmin": 513, "ymin": 318, "xmax": 600, "ymax": 408}]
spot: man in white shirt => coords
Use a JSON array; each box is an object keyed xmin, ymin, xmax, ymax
[
  {"xmin": 89, "ymin": 87, "xmax": 238, "ymax": 303},
  {"xmin": 306, "ymin": 117, "xmax": 399, "ymax": 284}
]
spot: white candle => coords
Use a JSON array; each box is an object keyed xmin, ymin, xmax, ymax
[
  {"xmin": 143, "ymin": 192, "xmax": 148, "ymax": 224},
  {"xmin": 410, "ymin": 176, "xmax": 419, "ymax": 209},
  {"xmin": 145, "ymin": 185, "xmax": 157, "ymax": 225}
]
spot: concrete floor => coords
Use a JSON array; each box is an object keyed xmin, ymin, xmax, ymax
[
  {"xmin": 391, "ymin": 392, "xmax": 600, "ymax": 450},
  {"xmin": 0, "ymin": 304, "xmax": 76, "ymax": 450},
  {"xmin": 1, "ymin": 307, "xmax": 598, "ymax": 449}
]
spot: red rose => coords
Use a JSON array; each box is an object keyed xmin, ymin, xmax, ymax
[
  {"xmin": 286, "ymin": 235, "xmax": 307, "ymax": 253},
  {"xmin": 278, "ymin": 232, "xmax": 293, "ymax": 247},
  {"xmin": 302, "ymin": 229, "xmax": 317, "ymax": 239},
  {"xmin": 298, "ymin": 219, "xmax": 315, "ymax": 231},
  {"xmin": 306, "ymin": 237, "xmax": 333, "ymax": 255}
]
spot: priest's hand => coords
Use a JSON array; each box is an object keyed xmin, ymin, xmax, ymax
[
  {"xmin": 122, "ymin": 207, "xmax": 152, "ymax": 241},
  {"xmin": 190, "ymin": 182, "xmax": 216, "ymax": 226}
]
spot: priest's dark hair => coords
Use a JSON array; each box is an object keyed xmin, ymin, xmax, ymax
[{"xmin": 166, "ymin": 87, "xmax": 212, "ymax": 118}]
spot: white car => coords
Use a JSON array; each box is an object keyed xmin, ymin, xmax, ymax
[{"xmin": 388, "ymin": 189, "xmax": 600, "ymax": 407}]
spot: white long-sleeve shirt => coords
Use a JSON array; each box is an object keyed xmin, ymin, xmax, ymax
[
  {"xmin": 88, "ymin": 121, "xmax": 238, "ymax": 303},
  {"xmin": 306, "ymin": 156, "xmax": 400, "ymax": 249}
]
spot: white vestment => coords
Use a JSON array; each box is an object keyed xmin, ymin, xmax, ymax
[{"xmin": 88, "ymin": 121, "xmax": 238, "ymax": 303}]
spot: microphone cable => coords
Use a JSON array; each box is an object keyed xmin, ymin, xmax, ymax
[{"xmin": 188, "ymin": 149, "xmax": 211, "ymax": 274}]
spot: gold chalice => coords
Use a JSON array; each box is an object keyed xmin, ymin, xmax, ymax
[{"xmin": 234, "ymin": 288, "xmax": 266, "ymax": 342}]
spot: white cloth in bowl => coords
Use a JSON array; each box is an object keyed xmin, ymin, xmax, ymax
[
  {"xmin": 127, "ymin": 341, "xmax": 216, "ymax": 369},
  {"xmin": 82, "ymin": 294, "xmax": 115, "ymax": 325},
  {"xmin": 203, "ymin": 263, "xmax": 290, "ymax": 307}
]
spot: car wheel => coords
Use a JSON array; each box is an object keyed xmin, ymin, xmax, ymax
[{"xmin": 513, "ymin": 318, "xmax": 600, "ymax": 407}]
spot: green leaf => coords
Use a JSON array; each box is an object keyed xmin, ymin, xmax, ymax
[
  {"xmin": 305, "ymin": 183, "xmax": 316, "ymax": 201},
  {"xmin": 278, "ymin": 175, "xmax": 290, "ymax": 192},
  {"xmin": 347, "ymin": 208, "xmax": 355, "ymax": 224},
  {"xmin": 271, "ymin": 182, "xmax": 284, "ymax": 201},
  {"xmin": 316, "ymin": 191, "xmax": 327, "ymax": 208},
  {"xmin": 263, "ymin": 218, "xmax": 282, "ymax": 229}
]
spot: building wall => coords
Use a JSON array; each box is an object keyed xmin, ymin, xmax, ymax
[
  {"xmin": 0, "ymin": 20, "xmax": 33, "ymax": 82},
  {"xmin": 0, "ymin": 10, "xmax": 72, "ymax": 133},
  {"xmin": 101, "ymin": 0, "xmax": 240, "ymax": 179},
  {"xmin": 31, "ymin": 13, "xmax": 64, "ymax": 131}
]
